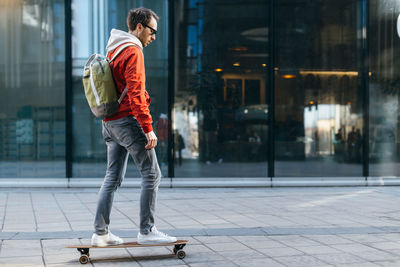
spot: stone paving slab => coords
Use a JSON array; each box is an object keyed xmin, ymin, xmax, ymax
[{"xmin": 1, "ymin": 187, "xmax": 400, "ymax": 266}]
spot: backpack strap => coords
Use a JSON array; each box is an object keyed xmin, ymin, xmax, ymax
[
  {"xmin": 84, "ymin": 54, "xmax": 104, "ymax": 68},
  {"xmin": 118, "ymin": 87, "xmax": 128, "ymax": 104},
  {"xmin": 109, "ymin": 43, "xmax": 141, "ymax": 104},
  {"xmin": 109, "ymin": 43, "xmax": 140, "ymax": 62}
]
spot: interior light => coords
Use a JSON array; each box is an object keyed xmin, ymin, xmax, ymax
[
  {"xmin": 233, "ymin": 62, "xmax": 240, "ymax": 67},
  {"xmin": 229, "ymin": 46, "xmax": 248, "ymax": 52},
  {"xmin": 262, "ymin": 64, "xmax": 267, "ymax": 67},
  {"xmin": 299, "ymin": 70, "xmax": 358, "ymax": 76},
  {"xmin": 309, "ymin": 101, "xmax": 314, "ymax": 105},
  {"xmin": 215, "ymin": 68, "xmax": 223, "ymax": 72},
  {"xmin": 282, "ymin": 75, "xmax": 296, "ymax": 79}
]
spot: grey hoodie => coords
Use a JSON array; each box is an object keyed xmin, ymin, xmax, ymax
[{"xmin": 105, "ymin": 29, "xmax": 143, "ymax": 54}]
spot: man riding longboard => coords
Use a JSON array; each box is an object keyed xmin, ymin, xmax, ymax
[{"xmin": 91, "ymin": 7, "xmax": 177, "ymax": 247}]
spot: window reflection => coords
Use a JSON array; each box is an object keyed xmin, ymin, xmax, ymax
[
  {"xmin": 369, "ymin": 0, "xmax": 400, "ymax": 176},
  {"xmin": 275, "ymin": 0, "xmax": 363, "ymax": 177},
  {"xmin": 173, "ymin": 0, "xmax": 269, "ymax": 177},
  {"xmin": 0, "ymin": 0, "xmax": 65, "ymax": 178}
]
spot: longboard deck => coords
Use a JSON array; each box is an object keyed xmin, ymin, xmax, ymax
[
  {"xmin": 67, "ymin": 239, "xmax": 188, "ymax": 249},
  {"xmin": 67, "ymin": 240, "xmax": 188, "ymax": 264}
]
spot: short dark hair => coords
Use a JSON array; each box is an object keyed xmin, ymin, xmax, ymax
[{"xmin": 127, "ymin": 7, "xmax": 159, "ymax": 31}]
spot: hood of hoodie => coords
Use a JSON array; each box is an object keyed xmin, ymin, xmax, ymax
[{"xmin": 106, "ymin": 29, "xmax": 143, "ymax": 53}]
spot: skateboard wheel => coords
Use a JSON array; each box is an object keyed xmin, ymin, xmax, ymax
[
  {"xmin": 176, "ymin": 249, "xmax": 186, "ymax": 259},
  {"xmin": 79, "ymin": 255, "xmax": 89, "ymax": 264}
]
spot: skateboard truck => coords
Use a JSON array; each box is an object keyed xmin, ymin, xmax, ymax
[
  {"xmin": 77, "ymin": 248, "xmax": 90, "ymax": 264},
  {"xmin": 173, "ymin": 243, "xmax": 187, "ymax": 259}
]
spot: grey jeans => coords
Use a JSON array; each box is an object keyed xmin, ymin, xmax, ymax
[{"xmin": 94, "ymin": 116, "xmax": 161, "ymax": 235}]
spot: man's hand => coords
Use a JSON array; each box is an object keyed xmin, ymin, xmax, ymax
[{"xmin": 145, "ymin": 131, "xmax": 158, "ymax": 150}]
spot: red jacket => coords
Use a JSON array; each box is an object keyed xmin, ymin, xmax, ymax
[{"xmin": 104, "ymin": 43, "xmax": 153, "ymax": 133}]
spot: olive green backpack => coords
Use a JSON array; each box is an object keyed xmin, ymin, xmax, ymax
[{"xmin": 82, "ymin": 43, "xmax": 135, "ymax": 118}]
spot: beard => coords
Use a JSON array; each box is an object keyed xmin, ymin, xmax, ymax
[{"xmin": 138, "ymin": 32, "xmax": 148, "ymax": 47}]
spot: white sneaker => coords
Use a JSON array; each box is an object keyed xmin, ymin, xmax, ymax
[
  {"xmin": 137, "ymin": 226, "xmax": 177, "ymax": 244},
  {"xmin": 91, "ymin": 232, "xmax": 123, "ymax": 247}
]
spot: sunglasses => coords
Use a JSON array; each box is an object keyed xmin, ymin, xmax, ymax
[{"xmin": 141, "ymin": 22, "xmax": 157, "ymax": 35}]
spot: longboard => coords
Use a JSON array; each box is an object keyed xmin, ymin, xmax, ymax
[{"xmin": 67, "ymin": 240, "xmax": 188, "ymax": 264}]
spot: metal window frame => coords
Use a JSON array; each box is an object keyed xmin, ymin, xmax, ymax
[
  {"xmin": 361, "ymin": 0, "xmax": 370, "ymax": 177},
  {"xmin": 168, "ymin": 0, "xmax": 175, "ymax": 178},
  {"xmin": 268, "ymin": 0, "xmax": 275, "ymax": 178},
  {"xmin": 65, "ymin": 0, "xmax": 72, "ymax": 179}
]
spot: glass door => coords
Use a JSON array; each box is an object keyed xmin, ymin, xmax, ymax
[
  {"xmin": 274, "ymin": 0, "xmax": 363, "ymax": 177},
  {"xmin": 173, "ymin": 0, "xmax": 270, "ymax": 177},
  {"xmin": 369, "ymin": 0, "xmax": 400, "ymax": 176}
]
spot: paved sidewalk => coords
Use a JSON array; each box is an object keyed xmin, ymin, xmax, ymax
[{"xmin": 2, "ymin": 186, "xmax": 400, "ymax": 266}]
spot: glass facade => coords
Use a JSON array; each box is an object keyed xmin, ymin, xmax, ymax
[
  {"xmin": 0, "ymin": 0, "xmax": 65, "ymax": 177},
  {"xmin": 1, "ymin": 0, "xmax": 400, "ymax": 180},
  {"xmin": 274, "ymin": 0, "xmax": 363, "ymax": 177}
]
